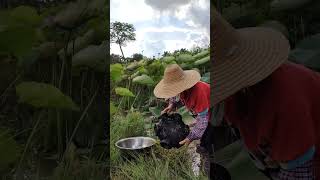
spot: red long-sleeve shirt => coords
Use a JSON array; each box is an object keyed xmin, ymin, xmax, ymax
[
  {"xmin": 224, "ymin": 62, "xmax": 320, "ymax": 178},
  {"xmin": 169, "ymin": 81, "xmax": 211, "ymax": 141}
]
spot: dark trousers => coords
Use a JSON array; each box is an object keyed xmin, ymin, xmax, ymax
[
  {"xmin": 200, "ymin": 122, "xmax": 215, "ymax": 154},
  {"xmin": 197, "ymin": 123, "xmax": 215, "ymax": 178},
  {"xmin": 198, "ymin": 123, "xmax": 232, "ymax": 180}
]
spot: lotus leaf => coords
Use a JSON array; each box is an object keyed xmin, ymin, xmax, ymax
[
  {"xmin": 115, "ymin": 87, "xmax": 135, "ymax": 97},
  {"xmin": 132, "ymin": 74, "xmax": 154, "ymax": 86},
  {"xmin": 16, "ymin": 82, "xmax": 79, "ymax": 111}
]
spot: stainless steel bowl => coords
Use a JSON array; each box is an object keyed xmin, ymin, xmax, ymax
[
  {"xmin": 115, "ymin": 137, "xmax": 156, "ymax": 160},
  {"xmin": 115, "ymin": 136, "xmax": 156, "ymax": 150}
]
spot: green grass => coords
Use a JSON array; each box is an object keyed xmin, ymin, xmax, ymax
[
  {"xmin": 111, "ymin": 154, "xmax": 207, "ymax": 180},
  {"xmin": 110, "ymin": 110, "xmax": 207, "ymax": 179},
  {"xmin": 110, "ymin": 111, "xmax": 146, "ymax": 164},
  {"xmin": 51, "ymin": 157, "xmax": 107, "ymax": 180}
]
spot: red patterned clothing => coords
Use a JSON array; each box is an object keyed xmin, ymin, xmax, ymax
[
  {"xmin": 224, "ymin": 63, "xmax": 320, "ymax": 179},
  {"xmin": 277, "ymin": 160, "xmax": 315, "ymax": 180},
  {"xmin": 169, "ymin": 81, "xmax": 210, "ymax": 141}
]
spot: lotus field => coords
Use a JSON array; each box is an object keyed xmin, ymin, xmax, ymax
[
  {"xmin": 0, "ymin": 0, "xmax": 108, "ymax": 179},
  {"xmin": 110, "ymin": 48, "xmax": 211, "ymax": 179}
]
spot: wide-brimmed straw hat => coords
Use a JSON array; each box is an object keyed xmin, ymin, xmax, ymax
[
  {"xmin": 154, "ymin": 64, "xmax": 200, "ymax": 98},
  {"xmin": 212, "ymin": 8, "xmax": 290, "ymax": 106}
]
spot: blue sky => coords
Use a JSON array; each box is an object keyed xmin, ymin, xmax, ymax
[{"xmin": 110, "ymin": 0, "xmax": 210, "ymax": 58}]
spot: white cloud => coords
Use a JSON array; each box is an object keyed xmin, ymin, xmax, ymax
[
  {"xmin": 110, "ymin": 0, "xmax": 155, "ymax": 23},
  {"xmin": 110, "ymin": 0, "xmax": 210, "ymax": 58},
  {"xmin": 144, "ymin": 0, "xmax": 191, "ymax": 12},
  {"xmin": 138, "ymin": 26, "xmax": 202, "ymax": 34}
]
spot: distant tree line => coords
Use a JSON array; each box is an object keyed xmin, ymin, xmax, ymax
[{"xmin": 110, "ymin": 45, "xmax": 209, "ymax": 64}]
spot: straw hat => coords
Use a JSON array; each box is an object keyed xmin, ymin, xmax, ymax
[
  {"xmin": 154, "ymin": 64, "xmax": 201, "ymax": 98},
  {"xmin": 212, "ymin": 8, "xmax": 290, "ymax": 106}
]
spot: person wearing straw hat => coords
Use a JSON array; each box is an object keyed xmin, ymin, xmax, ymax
[
  {"xmin": 153, "ymin": 63, "xmax": 213, "ymax": 176},
  {"xmin": 212, "ymin": 8, "xmax": 320, "ymax": 180}
]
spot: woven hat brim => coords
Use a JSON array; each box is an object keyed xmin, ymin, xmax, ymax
[
  {"xmin": 212, "ymin": 27, "xmax": 290, "ymax": 106},
  {"xmin": 154, "ymin": 70, "xmax": 201, "ymax": 98}
]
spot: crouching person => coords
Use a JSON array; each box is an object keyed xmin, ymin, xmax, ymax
[{"xmin": 153, "ymin": 64, "xmax": 213, "ymax": 176}]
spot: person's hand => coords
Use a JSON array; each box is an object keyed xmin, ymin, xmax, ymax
[
  {"xmin": 161, "ymin": 103, "xmax": 174, "ymax": 115},
  {"xmin": 179, "ymin": 138, "xmax": 191, "ymax": 146}
]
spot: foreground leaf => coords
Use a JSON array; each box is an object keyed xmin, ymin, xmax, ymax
[
  {"xmin": 130, "ymin": 71, "xmax": 140, "ymax": 80},
  {"xmin": 194, "ymin": 56, "xmax": 210, "ymax": 66},
  {"xmin": 295, "ymin": 33, "xmax": 320, "ymax": 50},
  {"xmin": 110, "ymin": 63, "xmax": 124, "ymax": 82},
  {"xmin": 177, "ymin": 54, "xmax": 194, "ymax": 62},
  {"xmin": 193, "ymin": 50, "xmax": 209, "ymax": 60},
  {"xmin": 58, "ymin": 29, "xmax": 99, "ymax": 58},
  {"xmin": 147, "ymin": 60, "xmax": 165, "ymax": 77},
  {"xmin": 10, "ymin": 6, "xmax": 42, "ymax": 26},
  {"xmin": 290, "ymin": 49, "xmax": 320, "ymax": 64},
  {"xmin": 38, "ymin": 42, "xmax": 64, "ymax": 60},
  {"xmin": 149, "ymin": 106, "xmax": 162, "ymax": 118},
  {"xmin": 115, "ymin": 87, "xmax": 135, "ymax": 97},
  {"xmin": 16, "ymin": 82, "xmax": 79, "ymax": 111},
  {"xmin": 126, "ymin": 61, "xmax": 140, "ymax": 71},
  {"xmin": 214, "ymin": 141, "xmax": 269, "ymax": 180},
  {"xmin": 72, "ymin": 44, "xmax": 106, "ymax": 72},
  {"xmin": 53, "ymin": 1, "xmax": 87, "ymax": 29},
  {"xmin": 162, "ymin": 56, "xmax": 175, "ymax": 62},
  {"xmin": 138, "ymin": 59, "xmax": 147, "ymax": 66},
  {"xmin": 54, "ymin": 0, "xmax": 104, "ymax": 29},
  {"xmin": 166, "ymin": 60, "xmax": 177, "ymax": 65},
  {"xmin": 132, "ymin": 74, "xmax": 154, "ymax": 86},
  {"xmin": 214, "ymin": 141, "xmax": 243, "ymax": 165},
  {"xmin": 179, "ymin": 63, "xmax": 192, "ymax": 69},
  {"xmin": 201, "ymin": 72, "xmax": 210, "ymax": 83},
  {"xmin": 85, "ymin": 17, "xmax": 107, "ymax": 42},
  {"xmin": 289, "ymin": 33, "xmax": 320, "ymax": 71},
  {"xmin": 137, "ymin": 66, "xmax": 148, "ymax": 74},
  {"xmin": 177, "ymin": 106, "xmax": 195, "ymax": 124},
  {"xmin": 0, "ymin": 25, "xmax": 36, "ymax": 58},
  {"xmin": 227, "ymin": 150, "xmax": 269, "ymax": 180}
]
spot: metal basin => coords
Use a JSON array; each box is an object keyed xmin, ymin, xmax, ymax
[
  {"xmin": 116, "ymin": 136, "xmax": 156, "ymax": 150},
  {"xmin": 115, "ymin": 137, "xmax": 156, "ymax": 160}
]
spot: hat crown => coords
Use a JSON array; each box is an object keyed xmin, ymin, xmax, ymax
[
  {"xmin": 163, "ymin": 64, "xmax": 185, "ymax": 83},
  {"xmin": 212, "ymin": 8, "xmax": 240, "ymax": 63}
]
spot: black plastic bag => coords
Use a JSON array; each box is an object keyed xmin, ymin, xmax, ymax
[{"xmin": 154, "ymin": 113, "xmax": 190, "ymax": 149}]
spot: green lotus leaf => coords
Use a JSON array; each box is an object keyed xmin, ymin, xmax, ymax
[
  {"xmin": 132, "ymin": 74, "xmax": 154, "ymax": 86},
  {"xmin": 110, "ymin": 63, "xmax": 124, "ymax": 82},
  {"xmin": 16, "ymin": 82, "xmax": 79, "ymax": 111},
  {"xmin": 115, "ymin": 87, "xmax": 135, "ymax": 97}
]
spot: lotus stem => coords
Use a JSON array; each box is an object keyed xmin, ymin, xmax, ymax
[
  {"xmin": 62, "ymin": 86, "xmax": 99, "ymax": 160},
  {"xmin": 18, "ymin": 109, "xmax": 45, "ymax": 169}
]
